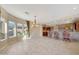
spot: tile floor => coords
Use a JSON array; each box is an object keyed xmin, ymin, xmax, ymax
[{"xmin": 0, "ymin": 27, "xmax": 79, "ymax": 55}]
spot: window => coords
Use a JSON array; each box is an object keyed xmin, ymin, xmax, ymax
[
  {"xmin": 7, "ymin": 20, "xmax": 16, "ymax": 38},
  {"xmin": 23, "ymin": 24, "xmax": 28, "ymax": 35},
  {"xmin": 17, "ymin": 23, "xmax": 23, "ymax": 36},
  {"xmin": 0, "ymin": 19, "xmax": 2, "ymax": 32},
  {"xmin": 0, "ymin": 16, "xmax": 5, "ymax": 40}
]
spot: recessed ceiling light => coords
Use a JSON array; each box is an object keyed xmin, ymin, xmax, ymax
[{"xmin": 73, "ymin": 7, "xmax": 77, "ymax": 10}]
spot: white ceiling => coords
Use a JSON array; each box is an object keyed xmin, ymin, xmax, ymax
[{"xmin": 1, "ymin": 4, "xmax": 79, "ymax": 25}]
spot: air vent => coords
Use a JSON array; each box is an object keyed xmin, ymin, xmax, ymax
[{"xmin": 25, "ymin": 11, "xmax": 29, "ymax": 15}]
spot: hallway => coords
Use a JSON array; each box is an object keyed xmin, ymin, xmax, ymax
[
  {"xmin": 0, "ymin": 27, "xmax": 79, "ymax": 55},
  {"xmin": 0, "ymin": 4, "xmax": 79, "ymax": 55}
]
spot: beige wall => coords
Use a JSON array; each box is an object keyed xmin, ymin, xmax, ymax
[
  {"xmin": 0, "ymin": 7, "xmax": 28, "ymax": 39},
  {"xmin": 1, "ymin": 7, "xmax": 26, "ymax": 24}
]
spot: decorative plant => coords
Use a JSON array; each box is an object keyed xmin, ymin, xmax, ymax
[
  {"xmin": 17, "ymin": 32, "xmax": 23, "ymax": 36},
  {"xmin": 0, "ymin": 32, "xmax": 5, "ymax": 39}
]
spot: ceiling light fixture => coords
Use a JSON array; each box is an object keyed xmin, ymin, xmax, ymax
[{"xmin": 25, "ymin": 11, "xmax": 29, "ymax": 15}]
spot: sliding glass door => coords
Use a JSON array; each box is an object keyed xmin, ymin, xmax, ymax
[
  {"xmin": 17, "ymin": 23, "xmax": 23, "ymax": 37},
  {"xmin": 0, "ymin": 16, "xmax": 5, "ymax": 40}
]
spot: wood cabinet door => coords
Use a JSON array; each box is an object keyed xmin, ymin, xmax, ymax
[{"xmin": 76, "ymin": 22, "xmax": 79, "ymax": 32}]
